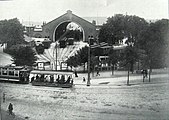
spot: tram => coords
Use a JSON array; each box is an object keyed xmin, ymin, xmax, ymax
[
  {"xmin": 0, "ymin": 66, "xmax": 31, "ymax": 84},
  {"xmin": 30, "ymin": 70, "xmax": 74, "ymax": 88}
]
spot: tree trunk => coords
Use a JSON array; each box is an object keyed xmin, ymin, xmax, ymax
[
  {"xmin": 138, "ymin": 60, "xmax": 140, "ymax": 70},
  {"xmin": 149, "ymin": 60, "xmax": 152, "ymax": 82},
  {"xmin": 111, "ymin": 64, "xmax": 114, "ymax": 75},
  {"xmin": 92, "ymin": 66, "xmax": 94, "ymax": 77},
  {"xmin": 131, "ymin": 61, "xmax": 134, "ymax": 74},
  {"xmin": 83, "ymin": 63, "xmax": 85, "ymax": 72},
  {"xmin": 149, "ymin": 68, "xmax": 151, "ymax": 82}
]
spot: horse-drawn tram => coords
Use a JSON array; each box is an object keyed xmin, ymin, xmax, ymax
[
  {"xmin": 30, "ymin": 70, "xmax": 74, "ymax": 88},
  {"xmin": 0, "ymin": 66, "xmax": 30, "ymax": 84}
]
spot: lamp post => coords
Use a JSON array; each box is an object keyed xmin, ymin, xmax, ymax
[
  {"xmin": 0, "ymin": 92, "xmax": 2, "ymax": 120},
  {"xmin": 126, "ymin": 42, "xmax": 134, "ymax": 86},
  {"xmin": 55, "ymin": 42, "xmax": 58, "ymax": 71},
  {"xmin": 87, "ymin": 35, "xmax": 94, "ymax": 86}
]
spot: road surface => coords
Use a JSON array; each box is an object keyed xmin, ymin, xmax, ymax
[{"xmin": 0, "ymin": 73, "xmax": 169, "ymax": 120}]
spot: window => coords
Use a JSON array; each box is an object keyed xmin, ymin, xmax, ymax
[
  {"xmin": 9, "ymin": 71, "xmax": 14, "ymax": 76},
  {"xmin": 2, "ymin": 68, "xmax": 8, "ymax": 75},
  {"xmin": 14, "ymin": 71, "xmax": 19, "ymax": 76}
]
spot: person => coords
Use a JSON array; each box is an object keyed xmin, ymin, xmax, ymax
[
  {"xmin": 65, "ymin": 76, "xmax": 71, "ymax": 84},
  {"xmin": 31, "ymin": 76, "xmax": 35, "ymax": 83},
  {"xmin": 3, "ymin": 93, "xmax": 5, "ymax": 103},
  {"xmin": 59, "ymin": 75, "xmax": 65, "ymax": 84},
  {"xmin": 74, "ymin": 70, "xmax": 78, "ymax": 77},
  {"xmin": 145, "ymin": 69, "xmax": 148, "ymax": 78},
  {"xmin": 8, "ymin": 103, "xmax": 13, "ymax": 115},
  {"xmin": 83, "ymin": 77, "xmax": 86, "ymax": 82},
  {"xmin": 96, "ymin": 68, "xmax": 100, "ymax": 76},
  {"xmin": 56, "ymin": 75, "xmax": 60, "ymax": 83},
  {"xmin": 142, "ymin": 69, "xmax": 148, "ymax": 78},
  {"xmin": 71, "ymin": 79, "xmax": 74, "ymax": 85},
  {"xmin": 50, "ymin": 75, "xmax": 54, "ymax": 83},
  {"xmin": 36, "ymin": 74, "xmax": 39, "ymax": 81},
  {"xmin": 40, "ymin": 74, "xmax": 45, "ymax": 82}
]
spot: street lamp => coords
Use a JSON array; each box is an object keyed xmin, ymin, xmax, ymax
[
  {"xmin": 87, "ymin": 35, "xmax": 94, "ymax": 86},
  {"xmin": 0, "ymin": 92, "xmax": 2, "ymax": 120},
  {"xmin": 55, "ymin": 42, "xmax": 58, "ymax": 71}
]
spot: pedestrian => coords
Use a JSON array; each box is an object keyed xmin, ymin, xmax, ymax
[
  {"xmin": 3, "ymin": 92, "xmax": 5, "ymax": 103},
  {"xmin": 74, "ymin": 70, "xmax": 78, "ymax": 77},
  {"xmin": 142, "ymin": 69, "xmax": 148, "ymax": 79},
  {"xmin": 83, "ymin": 77, "xmax": 86, "ymax": 82},
  {"xmin": 145, "ymin": 69, "xmax": 148, "ymax": 78},
  {"xmin": 96, "ymin": 68, "xmax": 100, "ymax": 76},
  {"xmin": 8, "ymin": 103, "xmax": 13, "ymax": 115}
]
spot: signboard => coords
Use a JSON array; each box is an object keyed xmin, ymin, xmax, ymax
[{"xmin": 37, "ymin": 62, "xmax": 44, "ymax": 70}]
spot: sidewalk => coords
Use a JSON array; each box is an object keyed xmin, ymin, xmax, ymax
[
  {"xmin": 0, "ymin": 109, "xmax": 24, "ymax": 120},
  {"xmin": 74, "ymin": 70, "xmax": 169, "ymax": 86}
]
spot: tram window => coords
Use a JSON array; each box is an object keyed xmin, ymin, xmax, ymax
[
  {"xmin": 9, "ymin": 71, "xmax": 14, "ymax": 76},
  {"xmin": 2, "ymin": 68, "xmax": 8, "ymax": 75},
  {"xmin": 14, "ymin": 71, "xmax": 19, "ymax": 76}
]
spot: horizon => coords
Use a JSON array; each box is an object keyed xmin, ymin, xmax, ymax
[{"xmin": 4, "ymin": 15, "xmax": 163, "ymax": 27}]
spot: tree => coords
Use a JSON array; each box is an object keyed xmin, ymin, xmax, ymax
[
  {"xmin": 138, "ymin": 19, "xmax": 169, "ymax": 82},
  {"xmin": 67, "ymin": 54, "xmax": 79, "ymax": 70},
  {"xmin": 139, "ymin": 19, "xmax": 169, "ymax": 68},
  {"xmin": 66, "ymin": 46, "xmax": 99, "ymax": 72},
  {"xmin": 0, "ymin": 18, "xmax": 26, "ymax": 49},
  {"xmin": 120, "ymin": 45, "xmax": 141, "ymax": 85},
  {"xmin": 76, "ymin": 46, "xmax": 88, "ymax": 71},
  {"xmin": 108, "ymin": 48, "xmax": 120, "ymax": 75},
  {"xmin": 98, "ymin": 14, "xmax": 148, "ymax": 73},
  {"xmin": 124, "ymin": 15, "xmax": 148, "ymax": 46},
  {"xmin": 66, "ymin": 46, "xmax": 88, "ymax": 71},
  {"xmin": 98, "ymin": 14, "xmax": 148, "ymax": 46},
  {"xmin": 8, "ymin": 45, "xmax": 37, "ymax": 66},
  {"xmin": 99, "ymin": 14, "xmax": 125, "ymax": 45}
]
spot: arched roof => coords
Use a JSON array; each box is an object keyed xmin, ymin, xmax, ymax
[{"xmin": 42, "ymin": 10, "xmax": 97, "ymax": 42}]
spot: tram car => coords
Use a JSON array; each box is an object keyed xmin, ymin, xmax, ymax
[
  {"xmin": 0, "ymin": 66, "xmax": 31, "ymax": 84},
  {"xmin": 30, "ymin": 70, "xmax": 74, "ymax": 88},
  {"xmin": 59, "ymin": 37, "xmax": 67, "ymax": 48}
]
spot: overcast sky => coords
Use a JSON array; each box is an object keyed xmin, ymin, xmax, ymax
[{"xmin": 0, "ymin": 0, "xmax": 168, "ymax": 23}]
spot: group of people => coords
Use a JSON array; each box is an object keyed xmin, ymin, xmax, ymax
[
  {"xmin": 31, "ymin": 74, "xmax": 54, "ymax": 83},
  {"xmin": 142, "ymin": 69, "xmax": 148, "ymax": 78},
  {"xmin": 56, "ymin": 75, "xmax": 73, "ymax": 84},
  {"xmin": 31, "ymin": 74, "xmax": 73, "ymax": 84},
  {"xmin": 19, "ymin": 72, "xmax": 30, "ymax": 82}
]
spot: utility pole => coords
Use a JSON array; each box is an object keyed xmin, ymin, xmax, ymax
[
  {"xmin": 0, "ymin": 93, "xmax": 2, "ymax": 120},
  {"xmin": 127, "ymin": 63, "xmax": 130, "ymax": 86},
  {"xmin": 55, "ymin": 42, "xmax": 57, "ymax": 71},
  {"xmin": 87, "ymin": 36, "xmax": 94, "ymax": 86}
]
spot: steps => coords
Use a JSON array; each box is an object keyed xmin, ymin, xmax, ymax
[{"xmin": 36, "ymin": 41, "xmax": 88, "ymax": 70}]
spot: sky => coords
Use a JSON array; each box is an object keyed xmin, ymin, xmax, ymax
[{"xmin": 0, "ymin": 0, "xmax": 168, "ymax": 24}]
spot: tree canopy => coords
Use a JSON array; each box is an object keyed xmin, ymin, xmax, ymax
[
  {"xmin": 0, "ymin": 18, "xmax": 26, "ymax": 49},
  {"xmin": 8, "ymin": 45, "xmax": 37, "ymax": 66},
  {"xmin": 99, "ymin": 14, "xmax": 148, "ymax": 46},
  {"xmin": 138, "ymin": 19, "xmax": 169, "ymax": 68}
]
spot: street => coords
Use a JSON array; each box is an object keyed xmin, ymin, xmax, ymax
[{"xmin": 0, "ymin": 73, "xmax": 169, "ymax": 120}]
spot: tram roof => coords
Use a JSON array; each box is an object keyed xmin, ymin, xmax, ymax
[
  {"xmin": 0, "ymin": 65, "xmax": 29, "ymax": 70},
  {"xmin": 30, "ymin": 70, "xmax": 74, "ymax": 75}
]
